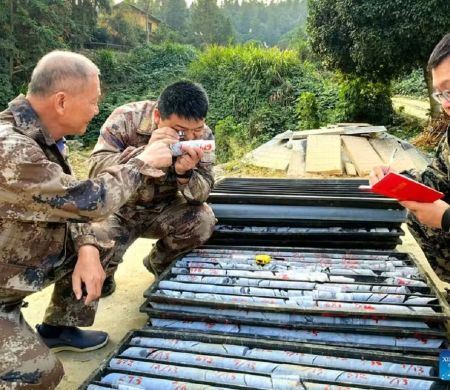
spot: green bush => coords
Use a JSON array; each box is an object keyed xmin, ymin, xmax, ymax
[
  {"xmin": 188, "ymin": 43, "xmax": 335, "ymax": 152},
  {"xmin": 81, "ymin": 43, "xmax": 197, "ymax": 145},
  {"xmin": 296, "ymin": 92, "xmax": 319, "ymax": 129},
  {"xmin": 79, "ymin": 43, "xmax": 405, "ymax": 162},
  {"xmin": 392, "ymin": 68, "xmax": 428, "ymax": 99},
  {"xmin": 214, "ymin": 116, "xmax": 252, "ymax": 162},
  {"xmin": 95, "ymin": 49, "xmax": 120, "ymax": 85},
  {"xmin": 334, "ymin": 75, "xmax": 394, "ymax": 125},
  {"xmin": 189, "ymin": 43, "xmax": 302, "ymax": 120},
  {"xmin": 125, "ymin": 42, "xmax": 198, "ymax": 96}
]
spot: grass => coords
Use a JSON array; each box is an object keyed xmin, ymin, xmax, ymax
[
  {"xmin": 218, "ymin": 160, "xmax": 288, "ymax": 178},
  {"xmin": 68, "ymin": 147, "xmax": 92, "ymax": 179},
  {"xmin": 387, "ymin": 111, "xmax": 427, "ymax": 146},
  {"xmin": 391, "ymin": 96, "xmax": 430, "ymax": 121}
]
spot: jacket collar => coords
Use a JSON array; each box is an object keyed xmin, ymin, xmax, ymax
[
  {"xmin": 136, "ymin": 100, "xmax": 158, "ymax": 135},
  {"xmin": 8, "ymin": 94, "xmax": 56, "ymax": 146}
]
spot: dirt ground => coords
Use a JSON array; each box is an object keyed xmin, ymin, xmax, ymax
[
  {"xmin": 392, "ymin": 96, "xmax": 430, "ymax": 121},
  {"xmin": 22, "ymin": 226, "xmax": 450, "ymax": 389}
]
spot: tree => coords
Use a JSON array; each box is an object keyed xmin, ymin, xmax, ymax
[
  {"xmin": 160, "ymin": 0, "xmax": 188, "ymax": 32},
  {"xmin": 189, "ymin": 0, "xmax": 235, "ymax": 46},
  {"xmin": 69, "ymin": 0, "xmax": 111, "ymax": 48},
  {"xmin": 0, "ymin": 0, "xmax": 14, "ymax": 108},
  {"xmin": 106, "ymin": 12, "xmax": 147, "ymax": 46},
  {"xmin": 222, "ymin": 0, "xmax": 307, "ymax": 46},
  {"xmin": 308, "ymin": 0, "xmax": 450, "ymax": 118},
  {"xmin": 0, "ymin": 0, "xmax": 109, "ymax": 109},
  {"xmin": 0, "ymin": 0, "xmax": 72, "ymax": 107},
  {"xmin": 135, "ymin": 0, "xmax": 162, "ymax": 16}
]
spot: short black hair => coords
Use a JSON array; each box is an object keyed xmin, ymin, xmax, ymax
[
  {"xmin": 157, "ymin": 80, "xmax": 209, "ymax": 120},
  {"xmin": 428, "ymin": 33, "xmax": 450, "ymax": 70}
]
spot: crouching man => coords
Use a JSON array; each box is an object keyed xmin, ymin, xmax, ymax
[
  {"xmin": 0, "ymin": 51, "xmax": 173, "ymax": 389},
  {"xmin": 89, "ymin": 81, "xmax": 217, "ymax": 296}
]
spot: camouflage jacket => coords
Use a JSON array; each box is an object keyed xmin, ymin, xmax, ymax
[
  {"xmin": 416, "ymin": 125, "xmax": 450, "ymax": 204},
  {"xmin": 89, "ymin": 100, "xmax": 215, "ymax": 219},
  {"xmin": 0, "ymin": 95, "xmax": 147, "ymax": 292}
]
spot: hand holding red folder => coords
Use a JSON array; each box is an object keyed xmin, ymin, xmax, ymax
[
  {"xmin": 400, "ymin": 199, "xmax": 449, "ymax": 228},
  {"xmin": 359, "ymin": 172, "xmax": 444, "ymax": 202}
]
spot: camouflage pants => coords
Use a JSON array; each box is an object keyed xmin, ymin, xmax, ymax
[
  {"xmin": 0, "ymin": 248, "xmax": 111, "ymax": 389},
  {"xmin": 407, "ymin": 212, "xmax": 450, "ymax": 283},
  {"xmin": 93, "ymin": 195, "xmax": 216, "ymax": 277},
  {"xmin": 0, "ymin": 300, "xmax": 63, "ymax": 390}
]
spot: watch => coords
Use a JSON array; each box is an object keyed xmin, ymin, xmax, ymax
[
  {"xmin": 175, "ymin": 169, "xmax": 193, "ymax": 179},
  {"xmin": 441, "ymin": 207, "xmax": 450, "ymax": 232}
]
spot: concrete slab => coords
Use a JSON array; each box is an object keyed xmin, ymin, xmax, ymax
[
  {"xmin": 344, "ymin": 162, "xmax": 357, "ymax": 176},
  {"xmin": 341, "ymin": 135, "xmax": 384, "ymax": 176},
  {"xmin": 369, "ymin": 138, "xmax": 416, "ymax": 172},
  {"xmin": 305, "ymin": 135, "xmax": 342, "ymax": 174}
]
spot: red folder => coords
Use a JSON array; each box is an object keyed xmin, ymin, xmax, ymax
[{"xmin": 359, "ymin": 172, "xmax": 444, "ymax": 202}]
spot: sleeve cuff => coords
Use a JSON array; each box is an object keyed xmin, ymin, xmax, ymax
[
  {"xmin": 441, "ymin": 207, "xmax": 450, "ymax": 231},
  {"xmin": 128, "ymin": 157, "xmax": 165, "ymax": 178},
  {"xmin": 75, "ymin": 234, "xmax": 99, "ymax": 251}
]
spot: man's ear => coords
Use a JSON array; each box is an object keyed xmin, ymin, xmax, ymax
[
  {"xmin": 54, "ymin": 92, "xmax": 66, "ymax": 115},
  {"xmin": 154, "ymin": 108, "xmax": 161, "ymax": 125}
]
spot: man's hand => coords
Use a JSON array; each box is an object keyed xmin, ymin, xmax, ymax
[
  {"xmin": 149, "ymin": 127, "xmax": 179, "ymax": 144},
  {"xmin": 369, "ymin": 165, "xmax": 392, "ymax": 185},
  {"xmin": 72, "ymin": 245, "xmax": 105, "ymax": 305},
  {"xmin": 400, "ymin": 199, "xmax": 450, "ymax": 229},
  {"xmin": 137, "ymin": 139, "xmax": 175, "ymax": 168},
  {"xmin": 175, "ymin": 145, "xmax": 203, "ymax": 175}
]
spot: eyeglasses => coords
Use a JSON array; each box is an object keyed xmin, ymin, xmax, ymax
[{"xmin": 432, "ymin": 89, "xmax": 450, "ymax": 104}]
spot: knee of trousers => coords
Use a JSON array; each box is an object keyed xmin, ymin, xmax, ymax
[
  {"xmin": 37, "ymin": 356, "xmax": 64, "ymax": 390},
  {"xmin": 190, "ymin": 204, "xmax": 216, "ymax": 241},
  {"xmin": 0, "ymin": 309, "xmax": 64, "ymax": 389},
  {"xmin": 1, "ymin": 349, "xmax": 64, "ymax": 390}
]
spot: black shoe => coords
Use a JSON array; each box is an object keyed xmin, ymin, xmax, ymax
[
  {"xmin": 36, "ymin": 323, "xmax": 109, "ymax": 353},
  {"xmin": 101, "ymin": 275, "xmax": 116, "ymax": 298},
  {"xmin": 143, "ymin": 253, "xmax": 162, "ymax": 276},
  {"xmin": 143, "ymin": 254, "xmax": 153, "ymax": 273}
]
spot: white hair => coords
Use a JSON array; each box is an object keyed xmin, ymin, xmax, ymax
[{"xmin": 28, "ymin": 50, "xmax": 100, "ymax": 96}]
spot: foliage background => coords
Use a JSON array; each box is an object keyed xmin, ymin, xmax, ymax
[{"xmin": 1, "ymin": 0, "xmax": 448, "ymax": 165}]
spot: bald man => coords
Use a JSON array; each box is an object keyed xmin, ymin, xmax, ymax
[{"xmin": 0, "ymin": 51, "xmax": 174, "ymax": 389}]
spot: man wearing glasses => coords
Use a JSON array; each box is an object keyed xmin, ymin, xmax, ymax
[
  {"xmin": 370, "ymin": 33, "xmax": 450, "ymax": 287},
  {"xmin": 89, "ymin": 81, "xmax": 216, "ymax": 296}
]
